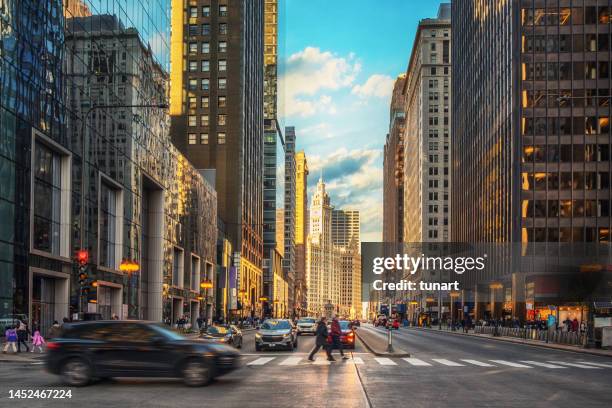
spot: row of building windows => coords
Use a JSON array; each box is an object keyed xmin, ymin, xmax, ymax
[
  {"xmin": 523, "ymin": 90, "xmax": 610, "ymax": 108},
  {"xmin": 428, "ymin": 217, "xmax": 449, "ymax": 226},
  {"xmin": 188, "ymin": 77, "xmax": 227, "ymax": 91},
  {"xmin": 523, "ymin": 199, "xmax": 611, "ymax": 218},
  {"xmin": 522, "ymin": 144, "xmax": 610, "ymax": 162},
  {"xmin": 524, "ymin": 61, "xmax": 611, "ymax": 81},
  {"xmin": 523, "ymin": 33, "xmax": 612, "ymax": 53},
  {"xmin": 189, "ymin": 5, "xmax": 228, "ymax": 19},
  {"xmin": 428, "ymin": 192, "xmax": 449, "ymax": 201},
  {"xmin": 188, "ymin": 23, "xmax": 227, "ymax": 36},
  {"xmin": 188, "ymin": 95, "xmax": 226, "ymax": 109},
  {"xmin": 188, "ymin": 132, "xmax": 226, "ymax": 145},
  {"xmin": 428, "ymin": 179, "xmax": 450, "ymax": 188},
  {"xmin": 189, "ymin": 41, "xmax": 227, "ymax": 54},
  {"xmin": 188, "ymin": 114, "xmax": 226, "ymax": 127},
  {"xmin": 428, "ymin": 205, "xmax": 449, "ymax": 214},
  {"xmin": 522, "ymin": 116, "xmax": 611, "ymax": 135},
  {"xmin": 522, "ymin": 7, "xmax": 612, "ymax": 27},
  {"xmin": 188, "ymin": 59, "xmax": 227, "ymax": 72},
  {"xmin": 523, "ymin": 227, "xmax": 610, "ymax": 243},
  {"xmin": 522, "ymin": 172, "xmax": 611, "ymax": 190},
  {"xmin": 428, "ymin": 167, "xmax": 450, "ymax": 176}
]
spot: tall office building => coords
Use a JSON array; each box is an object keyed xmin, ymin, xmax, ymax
[
  {"xmin": 294, "ymin": 150, "xmax": 309, "ymax": 316},
  {"xmin": 452, "ymin": 1, "xmax": 612, "ymax": 322},
  {"xmin": 332, "ymin": 210, "xmax": 361, "ymax": 319},
  {"xmin": 284, "ymin": 127, "xmax": 297, "ymax": 316},
  {"xmin": 170, "ymin": 0, "xmax": 265, "ymax": 317},
  {"xmin": 383, "ymin": 74, "xmax": 407, "ymax": 243},
  {"xmin": 331, "ymin": 210, "xmax": 360, "ymax": 247},
  {"xmin": 403, "ymin": 3, "xmax": 451, "ymax": 243},
  {"xmin": 306, "ymin": 178, "xmax": 339, "ymax": 316}
]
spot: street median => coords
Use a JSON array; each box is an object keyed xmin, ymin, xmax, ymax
[{"xmin": 356, "ymin": 326, "xmax": 410, "ymax": 357}]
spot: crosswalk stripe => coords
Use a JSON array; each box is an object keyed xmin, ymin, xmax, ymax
[
  {"xmin": 402, "ymin": 358, "xmax": 432, "ymax": 366},
  {"xmin": 352, "ymin": 357, "xmax": 364, "ymax": 364},
  {"xmin": 313, "ymin": 357, "xmax": 331, "ymax": 365},
  {"xmin": 519, "ymin": 361, "xmax": 566, "ymax": 368},
  {"xmin": 247, "ymin": 357, "xmax": 276, "ymax": 366},
  {"xmin": 461, "ymin": 359, "xmax": 495, "ymax": 367},
  {"xmin": 432, "ymin": 359, "xmax": 464, "ymax": 367},
  {"xmin": 548, "ymin": 361, "xmax": 601, "ymax": 369},
  {"xmin": 490, "ymin": 360, "xmax": 532, "ymax": 368},
  {"xmin": 279, "ymin": 357, "xmax": 302, "ymax": 366},
  {"xmin": 577, "ymin": 361, "xmax": 612, "ymax": 368},
  {"xmin": 375, "ymin": 357, "xmax": 397, "ymax": 366}
]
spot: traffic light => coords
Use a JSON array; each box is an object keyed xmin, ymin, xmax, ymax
[{"xmin": 76, "ymin": 249, "xmax": 89, "ymax": 266}]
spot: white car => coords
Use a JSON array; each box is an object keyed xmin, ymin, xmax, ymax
[{"xmin": 296, "ymin": 317, "xmax": 317, "ymax": 335}]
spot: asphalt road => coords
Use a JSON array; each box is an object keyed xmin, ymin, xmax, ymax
[{"xmin": 1, "ymin": 326, "xmax": 611, "ymax": 408}]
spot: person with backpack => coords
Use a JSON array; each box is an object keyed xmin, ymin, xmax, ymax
[
  {"xmin": 31, "ymin": 330, "xmax": 45, "ymax": 353},
  {"xmin": 2, "ymin": 325, "xmax": 18, "ymax": 354}
]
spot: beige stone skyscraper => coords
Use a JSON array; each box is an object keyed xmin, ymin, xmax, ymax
[{"xmin": 294, "ymin": 151, "xmax": 309, "ymax": 315}]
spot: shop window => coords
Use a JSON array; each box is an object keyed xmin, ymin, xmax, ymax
[
  {"xmin": 99, "ymin": 179, "xmax": 122, "ymax": 269},
  {"xmin": 172, "ymin": 247, "xmax": 184, "ymax": 288}
]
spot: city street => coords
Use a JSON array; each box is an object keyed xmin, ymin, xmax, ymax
[{"xmin": 1, "ymin": 326, "xmax": 611, "ymax": 407}]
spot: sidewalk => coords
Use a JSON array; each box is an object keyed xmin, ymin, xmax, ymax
[
  {"xmin": 409, "ymin": 326, "xmax": 612, "ymax": 358},
  {"xmin": 0, "ymin": 350, "xmax": 45, "ymax": 364},
  {"xmin": 355, "ymin": 326, "xmax": 410, "ymax": 357}
]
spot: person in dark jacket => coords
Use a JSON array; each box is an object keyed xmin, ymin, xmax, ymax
[
  {"xmin": 330, "ymin": 317, "xmax": 348, "ymax": 359},
  {"xmin": 308, "ymin": 316, "xmax": 333, "ymax": 362},
  {"xmin": 16, "ymin": 320, "xmax": 30, "ymax": 352}
]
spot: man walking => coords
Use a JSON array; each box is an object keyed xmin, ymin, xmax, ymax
[
  {"xmin": 16, "ymin": 320, "xmax": 30, "ymax": 353},
  {"xmin": 308, "ymin": 316, "xmax": 333, "ymax": 362}
]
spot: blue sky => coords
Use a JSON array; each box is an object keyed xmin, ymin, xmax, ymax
[{"xmin": 278, "ymin": 0, "xmax": 446, "ymax": 241}]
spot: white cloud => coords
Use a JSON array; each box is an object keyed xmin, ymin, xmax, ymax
[
  {"xmin": 279, "ymin": 47, "xmax": 361, "ymax": 118},
  {"xmin": 351, "ymin": 74, "xmax": 395, "ymax": 99}
]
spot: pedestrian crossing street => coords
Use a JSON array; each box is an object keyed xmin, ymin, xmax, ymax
[{"xmin": 243, "ymin": 354, "xmax": 612, "ymax": 370}]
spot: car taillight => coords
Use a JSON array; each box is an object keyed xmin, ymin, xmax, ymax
[{"xmin": 46, "ymin": 342, "xmax": 61, "ymax": 350}]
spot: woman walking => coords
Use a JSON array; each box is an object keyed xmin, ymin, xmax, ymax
[{"xmin": 2, "ymin": 325, "xmax": 18, "ymax": 354}]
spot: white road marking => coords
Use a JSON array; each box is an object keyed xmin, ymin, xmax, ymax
[
  {"xmin": 519, "ymin": 361, "xmax": 566, "ymax": 369},
  {"xmin": 402, "ymin": 358, "xmax": 432, "ymax": 366},
  {"xmin": 432, "ymin": 359, "xmax": 464, "ymax": 366},
  {"xmin": 247, "ymin": 357, "xmax": 276, "ymax": 366},
  {"xmin": 313, "ymin": 357, "xmax": 331, "ymax": 365},
  {"xmin": 577, "ymin": 361, "xmax": 612, "ymax": 368},
  {"xmin": 374, "ymin": 357, "xmax": 397, "ymax": 366},
  {"xmin": 490, "ymin": 360, "xmax": 532, "ymax": 368},
  {"xmin": 279, "ymin": 357, "xmax": 302, "ymax": 366},
  {"xmin": 548, "ymin": 361, "xmax": 601, "ymax": 369},
  {"xmin": 461, "ymin": 359, "xmax": 495, "ymax": 367},
  {"xmin": 352, "ymin": 357, "xmax": 364, "ymax": 364}
]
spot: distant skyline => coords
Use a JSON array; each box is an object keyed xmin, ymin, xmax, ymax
[{"xmin": 278, "ymin": 0, "xmax": 446, "ymax": 242}]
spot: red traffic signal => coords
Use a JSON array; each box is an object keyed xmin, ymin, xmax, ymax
[{"xmin": 76, "ymin": 249, "xmax": 89, "ymax": 266}]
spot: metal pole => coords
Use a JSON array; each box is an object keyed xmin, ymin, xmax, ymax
[{"xmin": 386, "ymin": 326, "xmax": 394, "ymax": 352}]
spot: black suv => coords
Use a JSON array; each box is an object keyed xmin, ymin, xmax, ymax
[{"xmin": 45, "ymin": 320, "xmax": 240, "ymax": 387}]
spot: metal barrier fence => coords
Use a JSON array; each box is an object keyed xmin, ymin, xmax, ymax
[{"xmin": 472, "ymin": 325, "xmax": 585, "ymax": 345}]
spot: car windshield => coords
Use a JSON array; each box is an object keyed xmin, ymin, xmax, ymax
[
  {"xmin": 150, "ymin": 323, "xmax": 185, "ymax": 341},
  {"xmin": 261, "ymin": 320, "xmax": 291, "ymax": 330},
  {"xmin": 298, "ymin": 318, "xmax": 315, "ymax": 324},
  {"xmin": 207, "ymin": 326, "xmax": 229, "ymax": 335},
  {"xmin": 340, "ymin": 321, "xmax": 351, "ymax": 330}
]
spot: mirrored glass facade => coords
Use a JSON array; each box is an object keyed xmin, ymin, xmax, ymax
[{"xmin": 1, "ymin": 0, "xmax": 217, "ymax": 335}]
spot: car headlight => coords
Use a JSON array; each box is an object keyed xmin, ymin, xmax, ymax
[
  {"xmin": 283, "ymin": 333, "xmax": 290, "ymax": 339},
  {"xmin": 255, "ymin": 332, "xmax": 262, "ymax": 339}
]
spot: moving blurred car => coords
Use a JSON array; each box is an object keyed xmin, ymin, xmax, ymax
[
  {"xmin": 200, "ymin": 325, "xmax": 242, "ymax": 348},
  {"xmin": 255, "ymin": 319, "xmax": 297, "ymax": 351},
  {"xmin": 296, "ymin": 317, "xmax": 317, "ymax": 335},
  {"xmin": 45, "ymin": 320, "xmax": 240, "ymax": 387},
  {"xmin": 351, "ymin": 319, "xmax": 361, "ymax": 327}
]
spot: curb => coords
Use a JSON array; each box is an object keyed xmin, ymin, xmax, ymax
[
  {"xmin": 408, "ymin": 326, "xmax": 612, "ymax": 358},
  {"xmin": 355, "ymin": 329, "xmax": 410, "ymax": 357}
]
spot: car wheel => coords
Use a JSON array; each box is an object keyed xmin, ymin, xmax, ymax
[
  {"xmin": 182, "ymin": 359, "xmax": 212, "ymax": 387},
  {"xmin": 60, "ymin": 358, "xmax": 91, "ymax": 387}
]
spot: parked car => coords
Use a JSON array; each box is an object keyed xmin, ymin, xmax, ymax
[
  {"xmin": 45, "ymin": 320, "xmax": 241, "ymax": 387},
  {"xmin": 200, "ymin": 325, "xmax": 242, "ymax": 348},
  {"xmin": 255, "ymin": 319, "xmax": 298, "ymax": 351},
  {"xmin": 296, "ymin": 317, "xmax": 317, "ymax": 335}
]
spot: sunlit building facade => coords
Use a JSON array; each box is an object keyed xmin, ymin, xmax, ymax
[
  {"xmin": 294, "ymin": 150, "xmax": 309, "ymax": 316},
  {"xmin": 169, "ymin": 0, "xmax": 265, "ymax": 318},
  {"xmin": 452, "ymin": 0, "xmax": 612, "ymax": 323}
]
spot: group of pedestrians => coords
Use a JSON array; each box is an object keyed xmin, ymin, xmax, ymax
[
  {"xmin": 308, "ymin": 316, "xmax": 349, "ymax": 362},
  {"xmin": 2, "ymin": 320, "xmax": 46, "ymax": 354}
]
